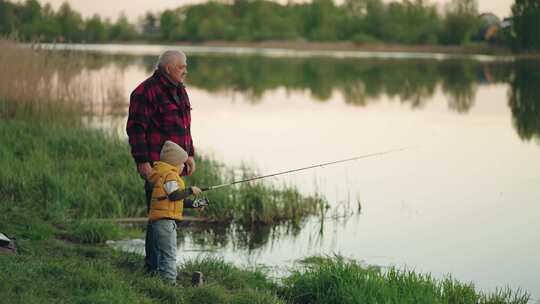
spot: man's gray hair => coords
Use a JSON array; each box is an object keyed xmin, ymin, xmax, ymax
[{"xmin": 156, "ymin": 50, "xmax": 186, "ymax": 69}]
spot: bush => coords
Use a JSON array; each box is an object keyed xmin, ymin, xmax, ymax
[
  {"xmin": 68, "ymin": 219, "xmax": 121, "ymax": 243},
  {"xmin": 352, "ymin": 33, "xmax": 379, "ymax": 45}
]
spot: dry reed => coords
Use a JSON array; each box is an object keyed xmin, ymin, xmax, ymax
[{"xmin": 0, "ymin": 39, "xmax": 124, "ymax": 124}]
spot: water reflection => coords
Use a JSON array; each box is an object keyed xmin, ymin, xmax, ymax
[
  {"xmin": 82, "ymin": 53, "xmax": 540, "ymax": 144},
  {"xmin": 508, "ymin": 60, "xmax": 540, "ymax": 142},
  {"xmin": 140, "ymin": 56, "xmax": 499, "ymax": 108},
  {"xmin": 178, "ymin": 221, "xmax": 303, "ymax": 252},
  {"xmin": 176, "ymin": 199, "xmax": 360, "ymax": 253}
]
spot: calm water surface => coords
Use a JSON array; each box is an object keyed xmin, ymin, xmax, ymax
[{"xmin": 64, "ymin": 44, "xmax": 539, "ymax": 299}]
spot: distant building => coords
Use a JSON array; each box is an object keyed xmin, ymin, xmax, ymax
[{"xmin": 478, "ymin": 12, "xmax": 501, "ymax": 42}]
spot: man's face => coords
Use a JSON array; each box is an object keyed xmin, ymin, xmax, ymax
[{"xmin": 166, "ymin": 57, "xmax": 187, "ymax": 83}]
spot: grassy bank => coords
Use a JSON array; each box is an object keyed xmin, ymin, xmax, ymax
[
  {"xmin": 0, "ymin": 239, "xmax": 530, "ymax": 304},
  {"xmin": 0, "ymin": 118, "xmax": 323, "ymax": 227},
  {"xmin": 281, "ymin": 256, "xmax": 530, "ymax": 304},
  {"xmin": 0, "ymin": 238, "xmax": 284, "ymax": 304}
]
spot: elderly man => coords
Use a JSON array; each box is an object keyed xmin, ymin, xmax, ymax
[{"xmin": 126, "ymin": 50, "xmax": 196, "ymax": 280}]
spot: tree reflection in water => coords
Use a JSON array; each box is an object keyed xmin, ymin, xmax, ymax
[
  {"xmin": 508, "ymin": 60, "xmax": 540, "ymax": 143},
  {"xmin": 175, "ymin": 200, "xmax": 361, "ymax": 253},
  {"xmin": 83, "ymin": 53, "xmax": 539, "ymax": 144},
  {"xmin": 176, "ymin": 220, "xmax": 304, "ymax": 252},
  {"xmin": 183, "ymin": 55, "xmax": 539, "ymax": 144}
]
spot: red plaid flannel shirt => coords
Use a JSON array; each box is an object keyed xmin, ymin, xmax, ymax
[{"xmin": 126, "ymin": 69, "xmax": 194, "ymax": 174}]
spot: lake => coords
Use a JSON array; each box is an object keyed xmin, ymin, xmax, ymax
[{"xmin": 50, "ymin": 44, "xmax": 540, "ymax": 300}]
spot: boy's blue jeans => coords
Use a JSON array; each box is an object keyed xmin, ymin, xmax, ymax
[
  {"xmin": 144, "ymin": 181, "xmax": 177, "ymax": 283},
  {"xmin": 146, "ymin": 219, "xmax": 178, "ymax": 283}
]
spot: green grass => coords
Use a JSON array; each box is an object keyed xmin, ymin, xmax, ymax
[
  {"xmin": 179, "ymin": 256, "xmax": 276, "ymax": 291},
  {"xmin": 0, "ymin": 118, "xmax": 323, "ymax": 235},
  {"xmin": 68, "ymin": 220, "xmax": 123, "ymax": 244},
  {"xmin": 279, "ymin": 256, "xmax": 530, "ymax": 304},
  {"xmin": 2, "ymin": 117, "xmax": 323, "ymax": 224},
  {"xmin": 0, "ymin": 239, "xmax": 283, "ymax": 304},
  {"xmin": 0, "ymin": 119, "xmax": 143, "ymax": 244},
  {"xmin": 0, "ymin": 241, "xmax": 530, "ymax": 304}
]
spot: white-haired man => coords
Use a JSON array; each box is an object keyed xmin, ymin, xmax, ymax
[{"xmin": 126, "ymin": 50, "xmax": 196, "ymax": 278}]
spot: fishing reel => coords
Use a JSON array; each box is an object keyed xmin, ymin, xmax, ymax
[{"xmin": 192, "ymin": 196, "xmax": 210, "ymax": 209}]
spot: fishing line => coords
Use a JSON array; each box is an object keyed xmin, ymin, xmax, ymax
[{"xmin": 200, "ymin": 146, "xmax": 415, "ymax": 192}]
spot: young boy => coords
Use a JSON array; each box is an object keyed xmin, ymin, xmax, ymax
[{"xmin": 145, "ymin": 140, "xmax": 203, "ymax": 284}]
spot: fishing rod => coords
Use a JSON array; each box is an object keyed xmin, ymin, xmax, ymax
[{"xmin": 200, "ymin": 147, "xmax": 412, "ymax": 192}]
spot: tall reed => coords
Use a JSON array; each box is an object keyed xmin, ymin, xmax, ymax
[{"xmin": 0, "ymin": 39, "xmax": 124, "ymax": 125}]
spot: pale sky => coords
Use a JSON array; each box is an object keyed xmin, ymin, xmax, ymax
[{"xmin": 36, "ymin": 0, "xmax": 513, "ymax": 22}]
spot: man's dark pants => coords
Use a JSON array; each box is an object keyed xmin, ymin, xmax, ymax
[{"xmin": 144, "ymin": 181, "xmax": 157, "ymax": 272}]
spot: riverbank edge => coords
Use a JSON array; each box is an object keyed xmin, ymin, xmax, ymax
[
  {"xmin": 0, "ymin": 236, "xmax": 532, "ymax": 304},
  {"xmin": 182, "ymin": 40, "xmax": 510, "ymax": 55},
  {"xmin": 58, "ymin": 39, "xmax": 540, "ymax": 58}
]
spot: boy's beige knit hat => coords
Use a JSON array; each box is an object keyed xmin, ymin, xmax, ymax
[{"xmin": 160, "ymin": 140, "xmax": 188, "ymax": 167}]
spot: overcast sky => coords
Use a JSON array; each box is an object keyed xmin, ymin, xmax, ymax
[{"xmin": 36, "ymin": 0, "xmax": 514, "ymax": 22}]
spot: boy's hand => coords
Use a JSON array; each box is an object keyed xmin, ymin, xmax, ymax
[{"xmin": 191, "ymin": 186, "xmax": 202, "ymax": 195}]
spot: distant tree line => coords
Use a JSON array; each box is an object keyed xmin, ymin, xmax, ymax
[
  {"xmin": 0, "ymin": 0, "xmax": 136, "ymax": 42},
  {"xmin": 0, "ymin": 0, "xmax": 538, "ymax": 49},
  {"xmin": 510, "ymin": 0, "xmax": 540, "ymax": 50}
]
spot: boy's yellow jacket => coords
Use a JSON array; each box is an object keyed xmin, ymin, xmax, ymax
[{"xmin": 147, "ymin": 161, "xmax": 185, "ymax": 222}]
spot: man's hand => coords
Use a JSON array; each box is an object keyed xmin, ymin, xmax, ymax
[
  {"xmin": 137, "ymin": 162, "xmax": 153, "ymax": 180},
  {"xmin": 191, "ymin": 186, "xmax": 202, "ymax": 196},
  {"xmin": 185, "ymin": 156, "xmax": 196, "ymax": 176}
]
